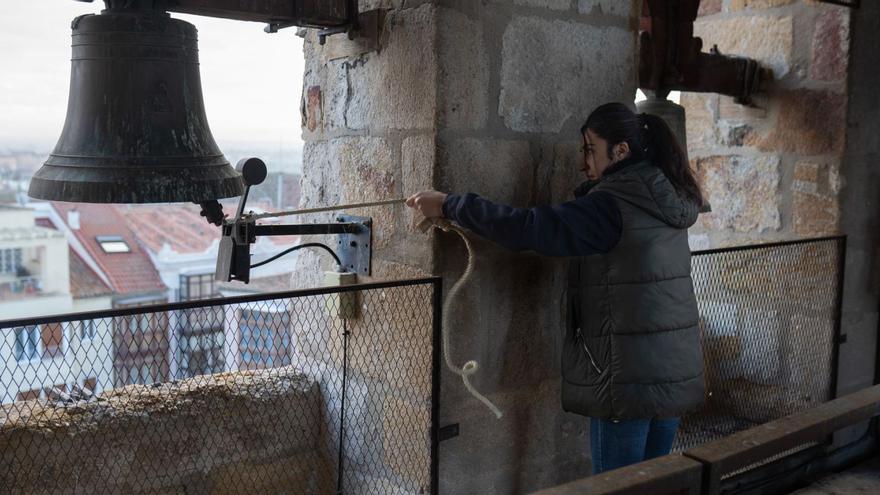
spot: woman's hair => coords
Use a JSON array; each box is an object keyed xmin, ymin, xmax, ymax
[{"xmin": 581, "ymin": 102, "xmax": 704, "ymax": 207}]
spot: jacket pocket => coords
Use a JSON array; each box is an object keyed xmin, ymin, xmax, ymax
[
  {"xmin": 576, "ymin": 328, "xmax": 605, "ymax": 375},
  {"xmin": 561, "ymin": 328, "xmax": 607, "ymax": 385}
]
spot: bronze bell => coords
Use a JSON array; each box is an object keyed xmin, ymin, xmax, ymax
[{"xmin": 28, "ymin": 8, "xmax": 243, "ymax": 203}]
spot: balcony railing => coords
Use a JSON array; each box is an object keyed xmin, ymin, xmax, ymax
[
  {"xmin": 0, "ymin": 276, "xmax": 42, "ymax": 299},
  {"xmin": 0, "ymin": 277, "xmax": 441, "ymax": 495}
]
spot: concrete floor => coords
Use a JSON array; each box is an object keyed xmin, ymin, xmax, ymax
[{"xmin": 789, "ymin": 456, "xmax": 880, "ymax": 494}]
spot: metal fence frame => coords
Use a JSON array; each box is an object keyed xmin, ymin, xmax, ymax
[
  {"xmin": 0, "ymin": 276, "xmax": 443, "ymax": 495},
  {"xmin": 691, "ymin": 235, "xmax": 847, "ymax": 401},
  {"xmin": 535, "ymin": 235, "xmax": 850, "ymax": 495}
]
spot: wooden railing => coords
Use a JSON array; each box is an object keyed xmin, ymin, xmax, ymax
[{"xmin": 532, "ymin": 385, "xmax": 880, "ymax": 495}]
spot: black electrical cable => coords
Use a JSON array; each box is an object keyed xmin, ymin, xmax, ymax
[{"xmin": 249, "ymin": 242, "xmax": 342, "ymax": 269}]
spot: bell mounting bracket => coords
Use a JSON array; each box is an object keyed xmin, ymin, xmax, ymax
[
  {"xmin": 76, "ymin": 0, "xmax": 360, "ymax": 43},
  {"xmin": 211, "ymin": 157, "xmax": 372, "ymax": 284}
]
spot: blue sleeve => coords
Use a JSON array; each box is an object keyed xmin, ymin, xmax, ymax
[{"xmin": 441, "ymin": 192, "xmax": 622, "ymax": 257}]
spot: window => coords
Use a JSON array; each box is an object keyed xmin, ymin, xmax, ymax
[
  {"xmin": 0, "ymin": 248, "xmax": 22, "ymax": 274},
  {"xmin": 81, "ymin": 319, "xmax": 97, "ymax": 340},
  {"xmin": 140, "ymin": 363, "xmax": 153, "ymax": 385},
  {"xmin": 96, "ymin": 236, "xmax": 131, "ymax": 253},
  {"xmin": 14, "ymin": 326, "xmax": 39, "ymax": 361},
  {"xmin": 41, "ymin": 322, "xmax": 64, "ymax": 358},
  {"xmin": 179, "ymin": 272, "xmax": 216, "ymax": 301},
  {"xmin": 238, "ymin": 309, "xmax": 291, "ymax": 368}
]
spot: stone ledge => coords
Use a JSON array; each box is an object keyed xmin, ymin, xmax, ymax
[{"xmin": 0, "ymin": 367, "xmax": 329, "ymax": 494}]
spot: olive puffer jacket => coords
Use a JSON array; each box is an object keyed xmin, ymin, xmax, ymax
[{"xmin": 561, "ymin": 160, "xmax": 706, "ymax": 420}]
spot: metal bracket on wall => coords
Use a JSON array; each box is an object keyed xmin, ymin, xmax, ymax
[{"xmin": 335, "ymin": 215, "xmax": 372, "ymax": 276}]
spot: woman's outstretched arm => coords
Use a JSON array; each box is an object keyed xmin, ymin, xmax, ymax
[{"xmin": 407, "ymin": 190, "xmax": 621, "ymax": 257}]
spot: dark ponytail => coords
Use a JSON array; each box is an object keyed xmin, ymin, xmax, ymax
[{"xmin": 582, "ymin": 102, "xmax": 704, "ymax": 207}]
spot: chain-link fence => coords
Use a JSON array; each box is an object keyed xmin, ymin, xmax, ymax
[
  {"xmin": 0, "ymin": 277, "xmax": 441, "ymax": 495},
  {"xmin": 673, "ymin": 237, "xmax": 845, "ymax": 470}
]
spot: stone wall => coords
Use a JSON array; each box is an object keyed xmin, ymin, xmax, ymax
[
  {"xmin": 297, "ymin": 0, "xmax": 640, "ymax": 492},
  {"xmin": 685, "ymin": 0, "xmax": 880, "ymax": 454},
  {"xmin": 0, "ymin": 368, "xmax": 333, "ymax": 494},
  {"xmin": 683, "ymin": 0, "xmax": 851, "ymax": 250}
]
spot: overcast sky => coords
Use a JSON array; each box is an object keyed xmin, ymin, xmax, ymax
[{"xmin": 0, "ymin": 1, "xmax": 305, "ymax": 152}]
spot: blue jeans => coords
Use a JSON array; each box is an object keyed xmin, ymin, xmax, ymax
[{"xmin": 589, "ymin": 417, "xmax": 680, "ymax": 475}]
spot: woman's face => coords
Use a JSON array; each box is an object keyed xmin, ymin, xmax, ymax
[{"xmin": 582, "ymin": 129, "xmax": 611, "ymax": 181}]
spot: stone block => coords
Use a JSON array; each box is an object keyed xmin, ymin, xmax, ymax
[
  {"xmin": 744, "ymin": 89, "xmax": 846, "ymax": 155},
  {"xmin": 344, "ymin": 276, "xmax": 434, "ymax": 391},
  {"xmin": 718, "ymin": 95, "xmax": 768, "ymax": 121},
  {"xmin": 779, "ymin": 313, "xmax": 834, "ymax": 410},
  {"xmin": 381, "ymin": 396, "xmax": 431, "ymax": 489},
  {"xmin": 0, "ymin": 370, "xmax": 324, "ymax": 493},
  {"xmin": 516, "ymin": 0, "xmax": 570, "ymax": 10},
  {"xmin": 499, "ymin": 17, "xmax": 634, "ymax": 133},
  {"xmin": 811, "ymin": 8, "xmax": 850, "ymax": 82},
  {"xmin": 306, "ymin": 136, "xmax": 398, "ymax": 252},
  {"xmin": 315, "ymin": 61, "xmax": 349, "ymax": 132},
  {"xmin": 688, "ymin": 233, "xmax": 711, "ymax": 250},
  {"xmin": 681, "ymin": 92, "xmax": 715, "ymax": 122},
  {"xmin": 346, "ymin": 473, "xmax": 421, "ymax": 495},
  {"xmin": 700, "ymin": 301, "xmax": 742, "ymax": 382},
  {"xmin": 693, "ymin": 155, "xmax": 781, "ymax": 233},
  {"xmin": 698, "ymin": 0, "xmax": 722, "ymax": 16},
  {"xmin": 577, "ymin": 0, "xmax": 634, "ymax": 17},
  {"xmin": 402, "ymin": 133, "xmax": 436, "ymax": 233},
  {"xmin": 737, "ymin": 306, "xmax": 781, "ymax": 385},
  {"xmin": 548, "ymin": 141, "xmax": 588, "ymax": 203},
  {"xmin": 694, "ymin": 15, "xmax": 793, "ymax": 78},
  {"xmin": 718, "ymin": 377, "xmax": 786, "ymax": 423},
  {"xmin": 729, "ymin": 0, "xmax": 795, "ymax": 10},
  {"xmin": 438, "ymin": 8, "xmax": 489, "ymax": 130},
  {"xmin": 342, "ymin": 5, "xmax": 437, "ymax": 131},
  {"xmin": 718, "ymin": 122, "xmax": 753, "ymax": 147},
  {"xmin": 793, "ymin": 191, "xmax": 839, "ymax": 236},
  {"xmin": 304, "ymin": 86, "xmax": 322, "ymax": 133},
  {"xmin": 359, "ymin": 0, "xmax": 403, "ymax": 10},
  {"xmin": 794, "ymin": 160, "xmax": 820, "ymax": 184},
  {"xmin": 440, "ymin": 137, "xmax": 533, "ymax": 205},
  {"xmin": 208, "ymin": 452, "xmax": 332, "ymax": 494},
  {"xmin": 681, "ymin": 93, "xmax": 718, "ymax": 154}
]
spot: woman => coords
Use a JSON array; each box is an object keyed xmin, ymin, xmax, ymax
[{"xmin": 405, "ymin": 102, "xmax": 707, "ymax": 474}]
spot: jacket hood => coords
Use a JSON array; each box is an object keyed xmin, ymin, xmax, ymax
[{"xmin": 584, "ymin": 160, "xmax": 700, "ymax": 229}]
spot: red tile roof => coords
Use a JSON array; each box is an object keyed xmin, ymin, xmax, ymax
[
  {"xmin": 51, "ymin": 202, "xmax": 166, "ymax": 295},
  {"xmin": 119, "ymin": 203, "xmax": 301, "ymax": 252},
  {"xmin": 118, "ymin": 203, "xmax": 220, "ymax": 254}
]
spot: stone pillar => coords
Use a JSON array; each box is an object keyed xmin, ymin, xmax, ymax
[{"xmin": 298, "ymin": 1, "xmax": 640, "ymax": 492}]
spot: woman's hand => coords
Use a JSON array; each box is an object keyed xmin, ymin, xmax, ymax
[{"xmin": 405, "ymin": 190, "xmax": 448, "ymax": 219}]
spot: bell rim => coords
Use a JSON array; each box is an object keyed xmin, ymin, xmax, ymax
[{"xmin": 28, "ymin": 163, "xmax": 244, "ymax": 204}]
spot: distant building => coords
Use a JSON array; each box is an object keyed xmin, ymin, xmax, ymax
[
  {"xmin": 3, "ymin": 196, "xmax": 305, "ymax": 396},
  {"xmin": 0, "ymin": 204, "xmax": 113, "ymax": 403},
  {"xmin": 38, "ymin": 202, "xmax": 169, "ymax": 388},
  {"xmin": 117, "ymin": 202, "xmax": 301, "ymax": 377}
]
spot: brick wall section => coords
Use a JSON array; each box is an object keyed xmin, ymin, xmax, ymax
[{"xmin": 683, "ymin": 0, "xmax": 851, "ymax": 249}]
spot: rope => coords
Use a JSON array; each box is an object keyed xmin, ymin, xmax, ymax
[
  {"xmin": 250, "ymin": 198, "xmax": 407, "ymax": 220},
  {"xmin": 419, "ymin": 217, "xmax": 504, "ymax": 419},
  {"xmin": 257, "ymin": 197, "xmax": 503, "ymax": 419}
]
